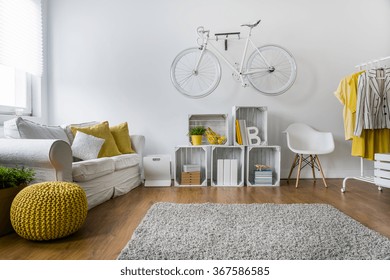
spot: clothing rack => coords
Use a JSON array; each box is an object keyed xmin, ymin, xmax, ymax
[
  {"xmin": 354, "ymin": 55, "xmax": 390, "ymax": 69},
  {"xmin": 341, "ymin": 55, "xmax": 390, "ymax": 192}
]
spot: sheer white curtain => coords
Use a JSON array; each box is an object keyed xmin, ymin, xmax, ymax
[
  {"xmin": 0, "ymin": 0, "xmax": 42, "ymax": 114},
  {"xmin": 0, "ymin": 0, "xmax": 43, "ymax": 76}
]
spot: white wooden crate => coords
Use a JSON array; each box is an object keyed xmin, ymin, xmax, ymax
[
  {"xmin": 210, "ymin": 146, "xmax": 245, "ymax": 187},
  {"xmin": 174, "ymin": 146, "xmax": 208, "ymax": 186},
  {"xmin": 188, "ymin": 114, "xmax": 229, "ymax": 145},
  {"xmin": 232, "ymin": 106, "xmax": 268, "ymax": 146},
  {"xmin": 374, "ymin": 153, "xmax": 390, "ymax": 188},
  {"xmin": 246, "ymin": 146, "xmax": 281, "ymax": 187}
]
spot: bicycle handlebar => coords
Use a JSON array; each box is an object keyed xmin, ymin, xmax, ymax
[
  {"xmin": 197, "ymin": 26, "xmax": 209, "ymax": 36},
  {"xmin": 196, "ymin": 19, "xmax": 260, "ymax": 46},
  {"xmin": 197, "ymin": 19, "xmax": 261, "ymax": 38}
]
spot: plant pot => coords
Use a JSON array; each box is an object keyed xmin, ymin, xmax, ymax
[
  {"xmin": 191, "ymin": 135, "xmax": 203, "ymax": 146},
  {"xmin": 0, "ymin": 185, "xmax": 25, "ymax": 236}
]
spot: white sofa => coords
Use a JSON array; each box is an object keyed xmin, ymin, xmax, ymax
[{"xmin": 0, "ymin": 118, "xmax": 145, "ymax": 209}]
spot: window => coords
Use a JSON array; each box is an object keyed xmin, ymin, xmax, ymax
[
  {"xmin": 0, "ymin": 0, "xmax": 43, "ymax": 116},
  {"xmin": 0, "ymin": 64, "xmax": 33, "ymax": 115}
]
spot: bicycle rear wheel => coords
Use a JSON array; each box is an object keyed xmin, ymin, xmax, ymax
[
  {"xmin": 246, "ymin": 45, "xmax": 297, "ymax": 96},
  {"xmin": 170, "ymin": 47, "xmax": 221, "ymax": 98}
]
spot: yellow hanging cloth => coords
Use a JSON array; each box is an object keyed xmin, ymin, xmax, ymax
[
  {"xmin": 352, "ymin": 129, "xmax": 390, "ymax": 160},
  {"xmin": 334, "ymin": 71, "xmax": 364, "ymax": 140}
]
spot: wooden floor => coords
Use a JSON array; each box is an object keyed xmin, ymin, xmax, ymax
[{"xmin": 1, "ymin": 179, "xmax": 390, "ymax": 260}]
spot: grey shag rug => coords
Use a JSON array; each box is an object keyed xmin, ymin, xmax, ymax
[{"xmin": 117, "ymin": 203, "xmax": 390, "ymax": 260}]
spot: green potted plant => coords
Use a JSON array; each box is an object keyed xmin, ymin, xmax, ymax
[
  {"xmin": 0, "ymin": 166, "xmax": 35, "ymax": 236},
  {"xmin": 188, "ymin": 126, "xmax": 206, "ymax": 146}
]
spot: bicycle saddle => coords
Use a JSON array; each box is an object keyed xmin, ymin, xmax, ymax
[{"xmin": 241, "ymin": 19, "xmax": 261, "ymax": 28}]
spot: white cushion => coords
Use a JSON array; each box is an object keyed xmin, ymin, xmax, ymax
[
  {"xmin": 112, "ymin": 153, "xmax": 141, "ymax": 171},
  {"xmin": 61, "ymin": 121, "xmax": 99, "ymax": 144},
  {"xmin": 71, "ymin": 131, "xmax": 105, "ymax": 161},
  {"xmin": 4, "ymin": 117, "xmax": 69, "ymax": 143},
  {"xmin": 3, "ymin": 118, "xmax": 20, "ymax": 138},
  {"xmin": 72, "ymin": 157, "xmax": 115, "ymax": 182}
]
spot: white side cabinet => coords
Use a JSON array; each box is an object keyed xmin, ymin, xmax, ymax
[
  {"xmin": 211, "ymin": 146, "xmax": 245, "ymax": 187},
  {"xmin": 174, "ymin": 146, "xmax": 208, "ymax": 186},
  {"xmin": 246, "ymin": 146, "xmax": 281, "ymax": 187},
  {"xmin": 143, "ymin": 155, "xmax": 172, "ymax": 187}
]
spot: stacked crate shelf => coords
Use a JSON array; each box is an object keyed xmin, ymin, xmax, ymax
[
  {"xmin": 246, "ymin": 146, "xmax": 281, "ymax": 187},
  {"xmin": 173, "ymin": 107, "xmax": 281, "ymax": 187},
  {"xmin": 211, "ymin": 146, "xmax": 245, "ymax": 186},
  {"xmin": 174, "ymin": 146, "xmax": 207, "ymax": 186},
  {"xmin": 188, "ymin": 114, "xmax": 229, "ymax": 145},
  {"xmin": 374, "ymin": 153, "xmax": 390, "ymax": 189},
  {"xmin": 232, "ymin": 106, "xmax": 267, "ymax": 146}
]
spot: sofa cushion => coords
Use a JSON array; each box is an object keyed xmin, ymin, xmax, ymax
[
  {"xmin": 72, "ymin": 158, "xmax": 115, "ymax": 182},
  {"xmin": 71, "ymin": 131, "xmax": 105, "ymax": 161},
  {"xmin": 70, "ymin": 121, "xmax": 121, "ymax": 158},
  {"xmin": 62, "ymin": 121, "xmax": 99, "ymax": 144},
  {"xmin": 4, "ymin": 117, "xmax": 69, "ymax": 143},
  {"xmin": 112, "ymin": 154, "xmax": 140, "ymax": 171},
  {"xmin": 110, "ymin": 122, "xmax": 135, "ymax": 154}
]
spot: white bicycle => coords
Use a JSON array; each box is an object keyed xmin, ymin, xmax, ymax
[{"xmin": 170, "ymin": 20, "xmax": 297, "ymax": 98}]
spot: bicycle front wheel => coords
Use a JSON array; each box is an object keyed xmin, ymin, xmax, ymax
[
  {"xmin": 170, "ymin": 47, "xmax": 221, "ymax": 98},
  {"xmin": 246, "ymin": 45, "xmax": 297, "ymax": 96}
]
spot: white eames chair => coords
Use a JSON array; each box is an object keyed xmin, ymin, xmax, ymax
[{"xmin": 284, "ymin": 123, "xmax": 335, "ymax": 188}]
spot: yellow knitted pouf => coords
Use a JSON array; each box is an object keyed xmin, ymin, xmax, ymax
[{"xmin": 10, "ymin": 181, "xmax": 88, "ymax": 241}]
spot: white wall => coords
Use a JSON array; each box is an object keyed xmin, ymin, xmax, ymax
[{"xmin": 47, "ymin": 0, "xmax": 390, "ymax": 178}]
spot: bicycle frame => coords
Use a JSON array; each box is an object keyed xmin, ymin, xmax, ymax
[
  {"xmin": 171, "ymin": 21, "xmax": 297, "ymax": 98},
  {"xmin": 196, "ymin": 26, "xmax": 272, "ymax": 87}
]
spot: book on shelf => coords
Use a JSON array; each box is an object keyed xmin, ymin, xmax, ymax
[
  {"xmin": 217, "ymin": 159, "xmax": 239, "ymax": 186},
  {"xmin": 230, "ymin": 159, "xmax": 238, "ymax": 186},
  {"xmin": 217, "ymin": 159, "xmax": 224, "ymax": 185},
  {"xmin": 236, "ymin": 119, "xmax": 262, "ymax": 146},
  {"xmin": 183, "ymin": 164, "xmax": 201, "ymax": 172},
  {"xmin": 235, "ymin": 120, "xmax": 243, "ymax": 145},
  {"xmin": 255, "ymin": 170, "xmax": 272, "ymax": 175},
  {"xmin": 223, "ymin": 159, "xmax": 231, "ymax": 185},
  {"xmin": 238, "ymin": 119, "xmax": 248, "ymax": 145},
  {"xmin": 254, "ymin": 168, "xmax": 273, "ymax": 185},
  {"xmin": 254, "ymin": 179, "xmax": 273, "ymax": 185}
]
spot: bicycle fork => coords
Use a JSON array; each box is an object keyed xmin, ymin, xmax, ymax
[{"xmin": 193, "ymin": 46, "xmax": 206, "ymax": 77}]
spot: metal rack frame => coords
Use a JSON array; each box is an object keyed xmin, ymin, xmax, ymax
[{"xmin": 342, "ymin": 55, "xmax": 390, "ymax": 192}]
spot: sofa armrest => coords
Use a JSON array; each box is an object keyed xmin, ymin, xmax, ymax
[
  {"xmin": 0, "ymin": 139, "xmax": 73, "ymax": 182},
  {"xmin": 131, "ymin": 135, "xmax": 145, "ymax": 158},
  {"xmin": 130, "ymin": 135, "xmax": 145, "ymax": 180}
]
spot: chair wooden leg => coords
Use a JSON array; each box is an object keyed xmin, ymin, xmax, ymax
[
  {"xmin": 295, "ymin": 154, "xmax": 303, "ymax": 188},
  {"xmin": 287, "ymin": 154, "xmax": 299, "ymax": 183},
  {"xmin": 310, "ymin": 155, "xmax": 316, "ymax": 181},
  {"xmin": 315, "ymin": 155, "xmax": 327, "ymax": 187}
]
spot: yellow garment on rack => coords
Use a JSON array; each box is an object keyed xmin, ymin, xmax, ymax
[
  {"xmin": 334, "ymin": 71, "xmax": 365, "ymax": 140},
  {"xmin": 351, "ymin": 129, "xmax": 390, "ymax": 160}
]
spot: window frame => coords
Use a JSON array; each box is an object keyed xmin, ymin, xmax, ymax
[{"xmin": 0, "ymin": 69, "xmax": 34, "ymax": 116}]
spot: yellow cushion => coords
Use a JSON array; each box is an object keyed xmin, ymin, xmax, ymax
[
  {"xmin": 110, "ymin": 122, "xmax": 135, "ymax": 154},
  {"xmin": 71, "ymin": 121, "xmax": 121, "ymax": 158}
]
